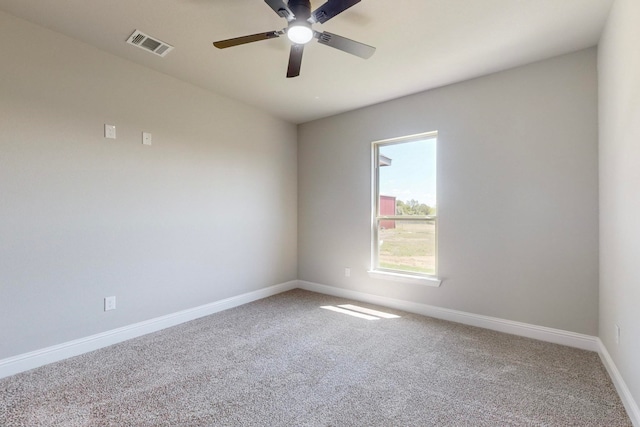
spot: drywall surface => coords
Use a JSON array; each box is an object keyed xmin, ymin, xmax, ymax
[
  {"xmin": 598, "ymin": 0, "xmax": 640, "ymax": 409},
  {"xmin": 0, "ymin": 11, "xmax": 297, "ymax": 359},
  {"xmin": 298, "ymin": 49, "xmax": 599, "ymax": 335}
]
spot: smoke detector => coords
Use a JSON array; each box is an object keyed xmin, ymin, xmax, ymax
[{"xmin": 126, "ymin": 30, "xmax": 174, "ymax": 57}]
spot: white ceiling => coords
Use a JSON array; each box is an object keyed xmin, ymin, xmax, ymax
[{"xmin": 0, "ymin": 0, "xmax": 613, "ymax": 124}]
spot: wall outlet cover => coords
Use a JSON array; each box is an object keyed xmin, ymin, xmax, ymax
[{"xmin": 104, "ymin": 296, "xmax": 116, "ymax": 311}]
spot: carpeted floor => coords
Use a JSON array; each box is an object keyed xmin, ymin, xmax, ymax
[{"xmin": 0, "ymin": 289, "xmax": 632, "ymax": 426}]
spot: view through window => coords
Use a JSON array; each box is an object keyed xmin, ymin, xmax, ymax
[{"xmin": 372, "ymin": 132, "xmax": 437, "ymax": 277}]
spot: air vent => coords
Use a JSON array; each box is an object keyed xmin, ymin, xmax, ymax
[{"xmin": 126, "ymin": 30, "xmax": 174, "ymax": 57}]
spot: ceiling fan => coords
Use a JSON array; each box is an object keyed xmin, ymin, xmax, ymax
[{"xmin": 213, "ymin": 0, "xmax": 375, "ymax": 78}]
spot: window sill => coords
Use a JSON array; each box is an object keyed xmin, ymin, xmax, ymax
[{"xmin": 367, "ymin": 270, "xmax": 442, "ymax": 287}]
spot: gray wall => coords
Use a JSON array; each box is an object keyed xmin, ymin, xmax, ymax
[
  {"xmin": 298, "ymin": 49, "xmax": 599, "ymax": 335},
  {"xmin": 0, "ymin": 11, "xmax": 297, "ymax": 359},
  {"xmin": 598, "ymin": 0, "xmax": 640, "ymax": 408}
]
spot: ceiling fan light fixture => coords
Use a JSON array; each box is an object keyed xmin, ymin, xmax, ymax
[
  {"xmin": 212, "ymin": 0, "xmax": 376, "ymax": 78},
  {"xmin": 287, "ymin": 22, "xmax": 313, "ymax": 44}
]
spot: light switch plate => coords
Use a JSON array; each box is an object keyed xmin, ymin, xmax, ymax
[
  {"xmin": 104, "ymin": 124, "xmax": 116, "ymax": 139},
  {"xmin": 142, "ymin": 132, "xmax": 152, "ymax": 146}
]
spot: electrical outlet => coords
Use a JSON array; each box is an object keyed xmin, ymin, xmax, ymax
[
  {"xmin": 615, "ymin": 324, "xmax": 620, "ymax": 345},
  {"xmin": 345, "ymin": 267, "xmax": 351, "ymax": 277},
  {"xmin": 104, "ymin": 296, "xmax": 116, "ymax": 311}
]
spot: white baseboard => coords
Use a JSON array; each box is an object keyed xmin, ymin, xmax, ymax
[
  {"xmin": 297, "ymin": 280, "xmax": 599, "ymax": 352},
  {"xmin": 597, "ymin": 339, "xmax": 640, "ymax": 426},
  {"xmin": 0, "ymin": 280, "xmax": 298, "ymax": 379}
]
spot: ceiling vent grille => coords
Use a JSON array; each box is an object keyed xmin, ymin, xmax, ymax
[{"xmin": 126, "ymin": 30, "xmax": 174, "ymax": 57}]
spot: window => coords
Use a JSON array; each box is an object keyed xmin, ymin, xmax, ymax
[{"xmin": 371, "ymin": 132, "xmax": 438, "ymax": 282}]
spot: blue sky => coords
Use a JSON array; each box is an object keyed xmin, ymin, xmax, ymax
[{"xmin": 379, "ymin": 138, "xmax": 437, "ymax": 207}]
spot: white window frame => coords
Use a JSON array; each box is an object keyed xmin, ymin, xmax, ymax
[{"xmin": 369, "ymin": 131, "xmax": 441, "ymax": 287}]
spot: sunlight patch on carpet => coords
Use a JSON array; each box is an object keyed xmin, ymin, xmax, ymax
[
  {"xmin": 320, "ymin": 304, "xmax": 401, "ymax": 320},
  {"xmin": 338, "ymin": 304, "xmax": 401, "ymax": 319}
]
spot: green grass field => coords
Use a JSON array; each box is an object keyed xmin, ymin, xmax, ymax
[{"xmin": 378, "ymin": 220, "xmax": 436, "ymax": 275}]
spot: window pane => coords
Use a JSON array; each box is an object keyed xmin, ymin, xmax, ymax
[
  {"xmin": 379, "ymin": 139, "xmax": 436, "ymax": 216},
  {"xmin": 377, "ymin": 219, "xmax": 436, "ymax": 275},
  {"xmin": 373, "ymin": 133, "xmax": 438, "ymax": 278}
]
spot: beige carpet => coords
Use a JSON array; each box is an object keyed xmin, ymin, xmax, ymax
[{"xmin": 0, "ymin": 289, "xmax": 631, "ymax": 426}]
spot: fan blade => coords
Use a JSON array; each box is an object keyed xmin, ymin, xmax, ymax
[
  {"xmin": 310, "ymin": 0, "xmax": 361, "ymax": 24},
  {"xmin": 287, "ymin": 44, "xmax": 304, "ymax": 78},
  {"xmin": 213, "ymin": 31, "xmax": 282, "ymax": 49},
  {"xmin": 264, "ymin": 0, "xmax": 294, "ymax": 20},
  {"xmin": 315, "ymin": 31, "xmax": 375, "ymax": 59}
]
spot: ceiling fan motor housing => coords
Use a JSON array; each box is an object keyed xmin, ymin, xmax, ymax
[
  {"xmin": 286, "ymin": 0, "xmax": 313, "ymax": 45},
  {"xmin": 287, "ymin": 0, "xmax": 311, "ymax": 21}
]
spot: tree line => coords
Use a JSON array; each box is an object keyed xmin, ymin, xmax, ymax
[{"xmin": 396, "ymin": 199, "xmax": 434, "ymax": 216}]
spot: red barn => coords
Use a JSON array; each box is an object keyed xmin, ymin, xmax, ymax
[{"xmin": 379, "ymin": 195, "xmax": 396, "ymax": 229}]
